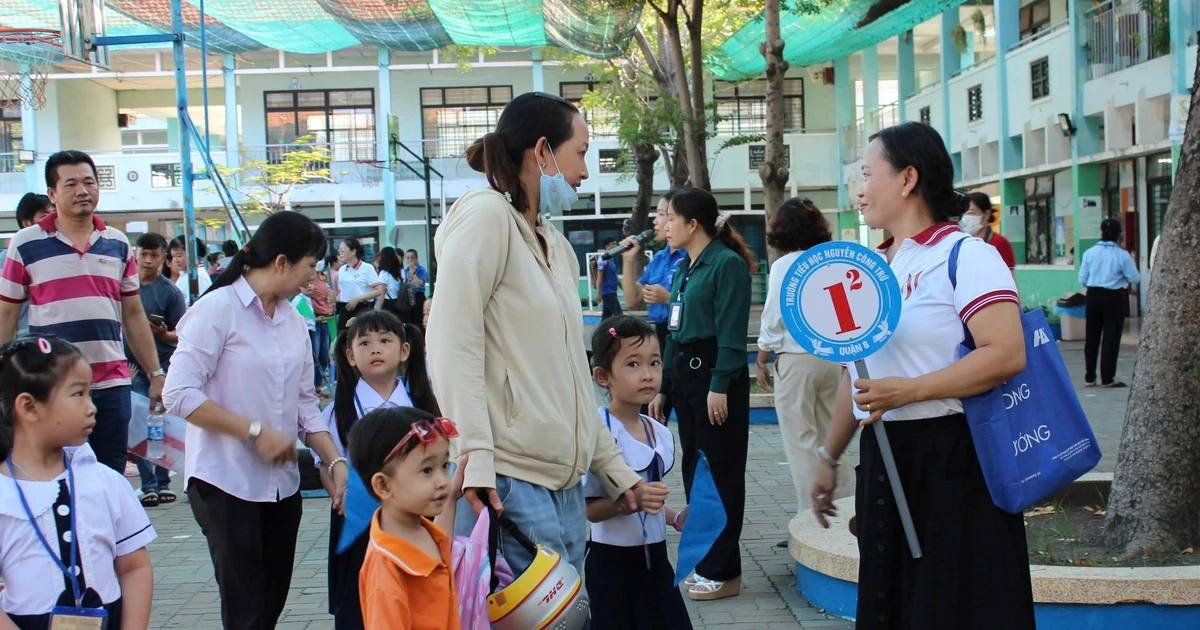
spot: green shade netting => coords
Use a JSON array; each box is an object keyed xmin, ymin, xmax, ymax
[
  {"xmin": 710, "ymin": 0, "xmax": 967, "ymax": 81},
  {"xmin": 110, "ymin": 0, "xmax": 263, "ymax": 54},
  {"xmin": 0, "ymin": 0, "xmax": 644, "ymax": 56}
]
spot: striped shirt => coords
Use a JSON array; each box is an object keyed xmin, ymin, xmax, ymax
[{"xmin": 0, "ymin": 212, "xmax": 139, "ymax": 389}]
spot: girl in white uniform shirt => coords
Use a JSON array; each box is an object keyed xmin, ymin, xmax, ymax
[
  {"xmin": 584, "ymin": 316, "xmax": 690, "ymax": 630},
  {"xmin": 0, "ymin": 336, "xmax": 155, "ymax": 630},
  {"xmin": 336, "ymin": 238, "xmax": 385, "ymax": 321},
  {"xmin": 316, "ymin": 309, "xmax": 439, "ymax": 630},
  {"xmin": 810, "ymin": 122, "xmax": 1034, "ymax": 630}
]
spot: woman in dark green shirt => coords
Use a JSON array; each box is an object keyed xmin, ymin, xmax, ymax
[{"xmin": 649, "ymin": 187, "xmax": 756, "ymax": 601}]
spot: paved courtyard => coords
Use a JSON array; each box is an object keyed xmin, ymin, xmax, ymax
[{"xmin": 138, "ymin": 338, "xmax": 1136, "ymax": 629}]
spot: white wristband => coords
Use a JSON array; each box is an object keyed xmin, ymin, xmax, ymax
[
  {"xmin": 327, "ymin": 457, "xmax": 348, "ymax": 476},
  {"xmin": 817, "ymin": 446, "xmax": 839, "ymax": 469}
]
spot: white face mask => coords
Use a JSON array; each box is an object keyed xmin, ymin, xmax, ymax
[{"xmin": 959, "ymin": 214, "xmax": 984, "ymax": 234}]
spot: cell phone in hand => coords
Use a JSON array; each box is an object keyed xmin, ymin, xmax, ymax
[{"xmin": 148, "ymin": 314, "xmax": 165, "ymax": 326}]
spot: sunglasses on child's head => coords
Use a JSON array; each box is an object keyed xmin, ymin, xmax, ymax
[{"xmin": 383, "ymin": 417, "xmax": 459, "ymax": 463}]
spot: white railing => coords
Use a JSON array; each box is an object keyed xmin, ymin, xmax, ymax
[
  {"xmin": 236, "ymin": 142, "xmax": 381, "ymax": 185},
  {"xmin": 870, "ymin": 102, "xmax": 901, "ymax": 132},
  {"xmin": 841, "ymin": 118, "xmax": 865, "ymax": 164},
  {"xmin": 1085, "ymin": 0, "xmax": 1171, "ymax": 80}
]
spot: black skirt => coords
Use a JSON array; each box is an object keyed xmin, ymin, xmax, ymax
[
  {"xmin": 855, "ymin": 414, "xmax": 1035, "ymax": 630},
  {"xmin": 585, "ymin": 541, "xmax": 693, "ymax": 630},
  {"xmin": 328, "ymin": 508, "xmax": 368, "ymax": 629}
]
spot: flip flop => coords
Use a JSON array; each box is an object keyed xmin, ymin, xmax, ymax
[
  {"xmin": 1085, "ymin": 381, "xmax": 1097, "ymax": 387},
  {"xmin": 139, "ymin": 491, "xmax": 160, "ymax": 507},
  {"xmin": 1102, "ymin": 381, "xmax": 1127, "ymax": 388},
  {"xmin": 157, "ymin": 490, "xmax": 177, "ymax": 504}
]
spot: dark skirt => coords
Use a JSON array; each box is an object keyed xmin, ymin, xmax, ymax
[
  {"xmin": 585, "ymin": 541, "xmax": 693, "ymax": 630},
  {"xmin": 855, "ymin": 414, "xmax": 1035, "ymax": 630},
  {"xmin": 328, "ymin": 508, "xmax": 368, "ymax": 629}
]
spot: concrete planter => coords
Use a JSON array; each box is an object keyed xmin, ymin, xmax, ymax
[{"xmin": 788, "ymin": 474, "xmax": 1200, "ymax": 629}]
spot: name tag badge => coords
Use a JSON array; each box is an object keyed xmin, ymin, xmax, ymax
[
  {"xmin": 667, "ymin": 302, "xmax": 684, "ymax": 331},
  {"xmin": 49, "ymin": 607, "xmax": 108, "ymax": 630}
]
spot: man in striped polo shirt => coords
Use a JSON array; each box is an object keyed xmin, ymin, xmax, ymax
[{"xmin": 0, "ymin": 150, "xmax": 165, "ymax": 473}]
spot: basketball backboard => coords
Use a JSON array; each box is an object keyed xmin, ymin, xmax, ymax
[{"xmin": 60, "ymin": 0, "xmax": 109, "ymax": 69}]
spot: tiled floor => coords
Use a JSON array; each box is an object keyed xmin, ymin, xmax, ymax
[{"xmin": 139, "ymin": 339, "xmax": 1135, "ymax": 628}]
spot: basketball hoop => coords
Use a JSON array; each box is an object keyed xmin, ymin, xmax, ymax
[
  {"xmin": 353, "ymin": 160, "xmax": 386, "ymax": 188},
  {"xmin": 0, "ymin": 29, "xmax": 62, "ymax": 110}
]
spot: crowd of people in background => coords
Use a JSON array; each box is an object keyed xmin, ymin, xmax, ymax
[{"xmin": 0, "ymin": 95, "xmax": 1144, "ymax": 630}]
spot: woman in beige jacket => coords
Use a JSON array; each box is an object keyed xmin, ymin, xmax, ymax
[{"xmin": 426, "ymin": 92, "xmax": 668, "ymax": 576}]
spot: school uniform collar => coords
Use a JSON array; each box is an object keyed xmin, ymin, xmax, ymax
[
  {"xmin": 1095, "ymin": 240, "xmax": 1117, "ymax": 247},
  {"xmin": 876, "ymin": 222, "xmax": 960, "ymax": 252},
  {"xmin": 37, "ymin": 211, "xmax": 106, "ymax": 234},
  {"xmin": 599, "ymin": 408, "xmax": 675, "ymax": 475},
  {"xmin": 0, "ymin": 443, "xmax": 98, "ymax": 519},
  {"xmin": 367, "ymin": 509, "xmax": 450, "ymax": 577},
  {"xmin": 354, "ymin": 378, "xmax": 410, "ymax": 411}
]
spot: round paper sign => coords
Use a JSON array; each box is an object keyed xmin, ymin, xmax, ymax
[{"xmin": 780, "ymin": 240, "xmax": 902, "ymax": 363}]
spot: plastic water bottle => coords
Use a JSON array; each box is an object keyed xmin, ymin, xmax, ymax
[{"xmin": 146, "ymin": 411, "xmax": 165, "ymax": 461}]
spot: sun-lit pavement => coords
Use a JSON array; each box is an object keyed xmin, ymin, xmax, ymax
[{"xmin": 139, "ymin": 338, "xmax": 1134, "ymax": 629}]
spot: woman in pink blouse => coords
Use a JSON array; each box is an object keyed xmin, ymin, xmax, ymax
[{"xmin": 163, "ymin": 212, "xmax": 348, "ymax": 630}]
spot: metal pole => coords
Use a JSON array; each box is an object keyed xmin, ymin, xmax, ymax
[
  {"xmin": 171, "ymin": 0, "xmax": 199, "ymax": 304},
  {"xmin": 18, "ymin": 63, "xmax": 38, "ymax": 193},
  {"xmin": 423, "ymin": 157, "xmax": 435, "ymax": 295},
  {"xmin": 854, "ymin": 359, "xmax": 922, "ymax": 558}
]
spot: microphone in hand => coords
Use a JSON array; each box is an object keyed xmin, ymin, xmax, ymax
[{"xmin": 601, "ymin": 229, "xmax": 655, "ymax": 260}]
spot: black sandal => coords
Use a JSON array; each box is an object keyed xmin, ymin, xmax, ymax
[
  {"xmin": 157, "ymin": 490, "xmax": 177, "ymax": 504},
  {"xmin": 1102, "ymin": 381, "xmax": 1128, "ymax": 388},
  {"xmin": 139, "ymin": 491, "xmax": 160, "ymax": 507}
]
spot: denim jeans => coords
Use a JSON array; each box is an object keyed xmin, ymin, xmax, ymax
[
  {"xmin": 89, "ymin": 384, "xmax": 132, "ymax": 474},
  {"xmin": 132, "ymin": 373, "xmax": 170, "ymax": 492},
  {"xmin": 311, "ymin": 320, "xmax": 331, "ymax": 388},
  {"xmin": 453, "ymin": 475, "xmax": 587, "ymax": 577}
]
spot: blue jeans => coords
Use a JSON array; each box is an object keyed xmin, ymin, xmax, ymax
[
  {"xmin": 311, "ymin": 321, "xmax": 330, "ymax": 388},
  {"xmin": 89, "ymin": 384, "xmax": 132, "ymax": 474},
  {"xmin": 454, "ymin": 475, "xmax": 587, "ymax": 576},
  {"xmin": 131, "ymin": 373, "xmax": 170, "ymax": 492}
]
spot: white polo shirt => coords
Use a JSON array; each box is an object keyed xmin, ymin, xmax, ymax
[
  {"xmin": 583, "ymin": 408, "xmax": 675, "ymax": 546},
  {"xmin": 338, "ymin": 260, "xmax": 384, "ymax": 303},
  {"xmin": 846, "ymin": 223, "xmax": 1019, "ymax": 422},
  {"xmin": 0, "ymin": 444, "xmax": 157, "ymax": 615}
]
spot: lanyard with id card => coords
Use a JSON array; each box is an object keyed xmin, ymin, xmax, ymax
[
  {"xmin": 667, "ymin": 266, "xmax": 693, "ymax": 332},
  {"xmin": 8, "ymin": 457, "xmax": 108, "ymax": 630}
]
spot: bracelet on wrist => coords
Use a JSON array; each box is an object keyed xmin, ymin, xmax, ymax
[
  {"xmin": 671, "ymin": 510, "xmax": 683, "ymax": 528},
  {"xmin": 817, "ymin": 446, "xmax": 840, "ymax": 469},
  {"xmin": 327, "ymin": 457, "xmax": 348, "ymax": 476}
]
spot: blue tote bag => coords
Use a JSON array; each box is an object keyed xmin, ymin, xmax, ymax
[{"xmin": 949, "ymin": 239, "xmax": 1102, "ymax": 514}]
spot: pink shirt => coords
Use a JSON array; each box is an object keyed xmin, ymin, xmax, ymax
[{"xmin": 163, "ymin": 275, "xmax": 326, "ymax": 502}]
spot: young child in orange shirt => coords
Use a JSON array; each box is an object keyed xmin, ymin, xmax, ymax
[{"xmin": 349, "ymin": 407, "xmax": 466, "ymax": 630}]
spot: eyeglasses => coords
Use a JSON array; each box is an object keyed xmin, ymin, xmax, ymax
[{"xmin": 383, "ymin": 417, "xmax": 459, "ymax": 463}]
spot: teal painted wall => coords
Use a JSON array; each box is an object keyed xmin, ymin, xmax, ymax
[{"xmin": 1015, "ymin": 268, "xmax": 1079, "ymax": 322}]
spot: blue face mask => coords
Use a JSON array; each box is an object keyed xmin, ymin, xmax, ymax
[{"xmin": 538, "ymin": 150, "xmax": 578, "ymax": 216}]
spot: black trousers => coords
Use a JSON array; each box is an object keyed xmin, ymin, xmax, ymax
[
  {"xmin": 1083, "ymin": 287, "xmax": 1126, "ymax": 384},
  {"xmin": 600, "ymin": 292, "xmax": 623, "ymax": 319},
  {"xmin": 188, "ymin": 477, "xmax": 304, "ymax": 630},
  {"xmin": 670, "ymin": 338, "xmax": 749, "ymax": 582},
  {"xmin": 641, "ymin": 322, "xmax": 675, "ymax": 420},
  {"xmin": 855, "ymin": 415, "xmax": 1034, "ymax": 630},
  {"xmin": 585, "ymin": 541, "xmax": 693, "ymax": 630}
]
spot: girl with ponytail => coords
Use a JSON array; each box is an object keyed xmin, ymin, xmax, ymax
[
  {"xmin": 318, "ymin": 309, "xmax": 438, "ymax": 629},
  {"xmin": 648, "ymin": 186, "xmax": 754, "ymax": 601}
]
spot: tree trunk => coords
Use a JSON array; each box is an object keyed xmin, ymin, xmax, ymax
[
  {"xmin": 685, "ymin": 0, "xmax": 711, "ymax": 190},
  {"xmin": 631, "ymin": 141, "xmax": 660, "ymax": 235},
  {"xmin": 660, "ymin": 9, "xmax": 708, "ymax": 191},
  {"xmin": 759, "ymin": 0, "xmax": 790, "ymax": 264},
  {"xmin": 669, "ymin": 136, "xmax": 690, "ymax": 188},
  {"xmin": 1103, "ymin": 55, "xmax": 1200, "ymax": 557}
]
